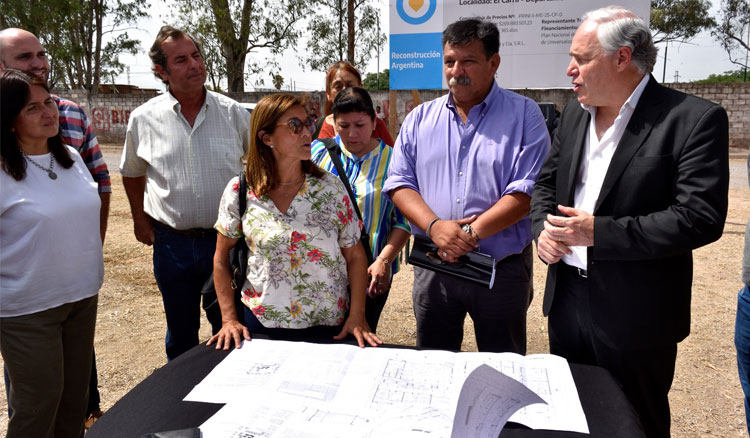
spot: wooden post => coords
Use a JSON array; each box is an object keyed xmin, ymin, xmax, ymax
[
  {"xmin": 411, "ymin": 89, "xmax": 421, "ymax": 106},
  {"xmin": 387, "ymin": 90, "xmax": 422, "ymax": 141},
  {"xmin": 389, "ymin": 89, "xmax": 398, "ymax": 141}
]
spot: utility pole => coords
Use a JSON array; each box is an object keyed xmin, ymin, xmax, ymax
[
  {"xmin": 673, "ymin": 70, "xmax": 680, "ymax": 83},
  {"xmin": 744, "ymin": 23, "xmax": 749, "ymax": 82},
  {"xmin": 661, "ymin": 39, "xmax": 669, "ymax": 84},
  {"xmin": 376, "ymin": 14, "xmax": 380, "ymax": 90}
]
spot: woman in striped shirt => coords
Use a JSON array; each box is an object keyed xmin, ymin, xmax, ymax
[{"xmin": 311, "ymin": 87, "xmax": 411, "ymax": 332}]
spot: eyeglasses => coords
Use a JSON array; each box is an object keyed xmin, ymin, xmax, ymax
[{"xmin": 274, "ymin": 117, "xmax": 315, "ymax": 135}]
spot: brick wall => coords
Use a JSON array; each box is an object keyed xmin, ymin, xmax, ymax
[
  {"xmin": 665, "ymin": 82, "xmax": 750, "ymax": 148},
  {"xmin": 54, "ymin": 90, "xmax": 159, "ymax": 143},
  {"xmin": 56, "ymin": 82, "xmax": 748, "ymax": 148}
]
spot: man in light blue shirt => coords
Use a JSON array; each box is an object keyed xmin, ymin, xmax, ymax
[{"xmin": 384, "ymin": 19, "xmax": 550, "ymax": 353}]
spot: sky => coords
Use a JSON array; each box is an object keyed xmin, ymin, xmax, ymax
[{"xmin": 115, "ymin": 0, "xmax": 744, "ymax": 92}]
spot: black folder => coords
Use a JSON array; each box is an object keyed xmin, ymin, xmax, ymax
[{"xmin": 408, "ymin": 235, "xmax": 497, "ymax": 288}]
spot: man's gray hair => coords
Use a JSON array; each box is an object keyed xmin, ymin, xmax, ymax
[{"xmin": 582, "ymin": 6, "xmax": 658, "ymax": 74}]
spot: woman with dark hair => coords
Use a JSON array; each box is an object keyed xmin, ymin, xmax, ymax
[
  {"xmin": 0, "ymin": 69, "xmax": 103, "ymax": 437},
  {"xmin": 207, "ymin": 93, "xmax": 381, "ymax": 349},
  {"xmin": 311, "ymin": 87, "xmax": 411, "ymax": 332},
  {"xmin": 315, "ymin": 61, "xmax": 394, "ymax": 146}
]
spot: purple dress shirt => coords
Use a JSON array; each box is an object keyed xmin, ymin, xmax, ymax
[{"xmin": 383, "ymin": 82, "xmax": 550, "ymax": 260}]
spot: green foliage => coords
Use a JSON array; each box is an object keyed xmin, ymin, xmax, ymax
[
  {"xmin": 171, "ymin": 0, "xmax": 228, "ymax": 91},
  {"xmin": 695, "ymin": 69, "xmax": 748, "ymax": 82},
  {"xmin": 171, "ymin": 0, "xmax": 314, "ymax": 92},
  {"xmin": 0, "ymin": 0, "xmax": 146, "ymax": 92},
  {"xmin": 271, "ymin": 73, "xmax": 284, "ymax": 90},
  {"xmin": 362, "ymin": 69, "xmax": 388, "ymax": 90},
  {"xmin": 650, "ymin": 0, "xmax": 716, "ymax": 44},
  {"xmin": 304, "ymin": 0, "xmax": 386, "ymax": 73},
  {"xmin": 713, "ymin": 0, "xmax": 750, "ymax": 71}
]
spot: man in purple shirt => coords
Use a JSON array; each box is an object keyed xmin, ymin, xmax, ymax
[{"xmin": 384, "ymin": 19, "xmax": 550, "ymax": 353}]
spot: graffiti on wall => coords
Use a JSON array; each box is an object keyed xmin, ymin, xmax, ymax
[{"xmin": 92, "ymin": 107, "xmax": 132, "ymax": 133}]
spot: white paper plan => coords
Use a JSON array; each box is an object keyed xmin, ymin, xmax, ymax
[{"xmin": 187, "ymin": 340, "xmax": 589, "ymax": 436}]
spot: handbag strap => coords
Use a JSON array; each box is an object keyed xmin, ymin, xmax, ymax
[
  {"xmin": 320, "ymin": 138, "xmax": 374, "ymax": 264},
  {"xmin": 320, "ymin": 138, "xmax": 364, "ymax": 221},
  {"xmin": 239, "ymin": 171, "xmax": 247, "ymax": 217}
]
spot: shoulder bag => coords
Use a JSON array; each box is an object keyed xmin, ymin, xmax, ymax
[{"xmin": 201, "ymin": 172, "xmax": 249, "ymax": 321}]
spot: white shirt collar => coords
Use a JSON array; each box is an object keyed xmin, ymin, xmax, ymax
[{"xmin": 166, "ymin": 87, "xmax": 210, "ymax": 113}]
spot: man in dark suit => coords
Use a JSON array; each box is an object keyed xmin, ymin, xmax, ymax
[{"xmin": 530, "ymin": 6, "xmax": 729, "ymax": 437}]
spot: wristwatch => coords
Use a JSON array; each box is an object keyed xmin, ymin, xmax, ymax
[{"xmin": 462, "ymin": 224, "xmax": 480, "ymax": 242}]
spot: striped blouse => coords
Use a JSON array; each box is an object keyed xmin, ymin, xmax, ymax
[{"xmin": 311, "ymin": 136, "xmax": 410, "ymax": 273}]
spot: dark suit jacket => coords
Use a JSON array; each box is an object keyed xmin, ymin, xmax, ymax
[{"xmin": 530, "ymin": 75, "xmax": 729, "ymax": 350}]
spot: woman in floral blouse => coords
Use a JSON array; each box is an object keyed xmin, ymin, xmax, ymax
[{"xmin": 208, "ymin": 93, "xmax": 382, "ymax": 349}]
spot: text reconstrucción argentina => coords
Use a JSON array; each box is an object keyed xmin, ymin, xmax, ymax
[{"xmin": 391, "ymin": 50, "xmax": 441, "ymax": 71}]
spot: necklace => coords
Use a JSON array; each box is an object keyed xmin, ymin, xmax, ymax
[
  {"xmin": 277, "ymin": 175, "xmax": 305, "ymax": 185},
  {"xmin": 23, "ymin": 152, "xmax": 57, "ymax": 180},
  {"xmin": 272, "ymin": 177, "xmax": 304, "ymax": 198}
]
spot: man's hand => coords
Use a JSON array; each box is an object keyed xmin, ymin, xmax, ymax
[
  {"xmin": 537, "ymin": 228, "xmax": 571, "ymax": 264},
  {"xmin": 133, "ymin": 214, "xmax": 154, "ymax": 245},
  {"xmin": 544, "ymin": 205, "xmax": 594, "ymax": 247},
  {"xmin": 430, "ymin": 215, "xmax": 478, "ymax": 262}
]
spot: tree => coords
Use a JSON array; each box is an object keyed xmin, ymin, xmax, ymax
[
  {"xmin": 304, "ymin": 0, "xmax": 386, "ymax": 72},
  {"xmin": 650, "ymin": 0, "xmax": 715, "ymax": 44},
  {"xmin": 171, "ymin": 0, "xmax": 313, "ymax": 93},
  {"xmin": 713, "ymin": 0, "xmax": 750, "ymax": 77},
  {"xmin": 173, "ymin": 1, "xmax": 227, "ymax": 92},
  {"xmin": 695, "ymin": 69, "xmax": 748, "ymax": 82},
  {"xmin": 271, "ymin": 73, "xmax": 284, "ymax": 90},
  {"xmin": 362, "ymin": 69, "xmax": 389, "ymax": 90},
  {"xmin": 0, "ymin": 0, "xmax": 146, "ymax": 92},
  {"xmin": 650, "ymin": 0, "xmax": 716, "ymax": 82}
]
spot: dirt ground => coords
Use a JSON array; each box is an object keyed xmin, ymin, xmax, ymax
[{"xmin": 0, "ymin": 150, "xmax": 748, "ymax": 437}]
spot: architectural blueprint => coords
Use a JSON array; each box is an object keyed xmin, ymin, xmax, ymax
[{"xmin": 188, "ymin": 340, "xmax": 589, "ymax": 437}]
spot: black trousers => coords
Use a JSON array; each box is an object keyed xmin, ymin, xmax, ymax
[
  {"xmin": 412, "ymin": 245, "xmax": 533, "ymax": 354},
  {"xmin": 548, "ymin": 263, "xmax": 677, "ymax": 438}
]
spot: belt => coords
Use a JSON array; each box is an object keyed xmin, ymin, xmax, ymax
[
  {"xmin": 155, "ymin": 221, "xmax": 216, "ymax": 239},
  {"xmin": 561, "ymin": 262, "xmax": 588, "ymax": 279}
]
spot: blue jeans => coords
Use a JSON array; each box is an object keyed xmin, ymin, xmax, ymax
[
  {"xmin": 153, "ymin": 223, "xmax": 222, "ymax": 360},
  {"xmin": 736, "ymin": 284, "xmax": 750, "ymax": 434}
]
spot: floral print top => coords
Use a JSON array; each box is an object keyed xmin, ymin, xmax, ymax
[{"xmin": 215, "ymin": 172, "xmax": 362, "ymax": 328}]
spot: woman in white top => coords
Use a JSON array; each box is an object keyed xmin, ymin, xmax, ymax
[
  {"xmin": 207, "ymin": 93, "xmax": 382, "ymax": 350},
  {"xmin": 0, "ymin": 69, "xmax": 103, "ymax": 438}
]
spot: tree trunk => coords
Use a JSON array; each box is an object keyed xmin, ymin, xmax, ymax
[
  {"xmin": 347, "ymin": 0, "xmax": 354, "ymax": 64},
  {"xmin": 337, "ymin": 0, "xmax": 344, "ymax": 61},
  {"xmin": 83, "ymin": 0, "xmax": 94, "ymax": 92},
  {"xmin": 210, "ymin": 0, "xmax": 246, "ymax": 92},
  {"xmin": 92, "ymin": 0, "xmax": 103, "ymax": 95},
  {"xmin": 225, "ymin": 49, "xmax": 246, "ymax": 92}
]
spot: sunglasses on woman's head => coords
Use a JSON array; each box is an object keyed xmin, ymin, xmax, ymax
[{"xmin": 275, "ymin": 117, "xmax": 315, "ymax": 135}]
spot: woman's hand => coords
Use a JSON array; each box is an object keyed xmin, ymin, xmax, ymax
[
  {"xmin": 206, "ymin": 320, "xmax": 251, "ymax": 350},
  {"xmin": 366, "ymin": 257, "xmax": 391, "ymax": 298},
  {"xmin": 334, "ymin": 312, "xmax": 382, "ymax": 348}
]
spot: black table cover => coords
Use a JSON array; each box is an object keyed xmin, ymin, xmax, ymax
[{"xmin": 88, "ymin": 340, "xmax": 645, "ymax": 438}]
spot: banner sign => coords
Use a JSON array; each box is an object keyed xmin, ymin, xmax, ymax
[{"xmin": 389, "ymin": 0, "xmax": 650, "ymax": 89}]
